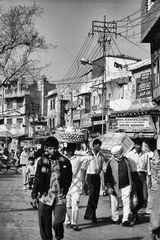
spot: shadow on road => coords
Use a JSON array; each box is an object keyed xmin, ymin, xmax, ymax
[
  {"xmin": 108, "ymin": 238, "xmax": 143, "ymax": 240},
  {"xmin": 79, "ymin": 216, "xmax": 111, "ymax": 229},
  {"xmin": 0, "ymin": 174, "xmax": 21, "ymax": 180},
  {"xmin": 0, "ymin": 207, "xmax": 37, "ymax": 213}
]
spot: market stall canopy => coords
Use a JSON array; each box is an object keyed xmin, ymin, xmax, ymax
[
  {"xmin": 9, "ymin": 128, "xmax": 25, "ymax": 138},
  {"xmin": 0, "ymin": 125, "xmax": 13, "ymax": 138},
  {"xmin": 98, "ymin": 132, "xmax": 134, "ymax": 158}
]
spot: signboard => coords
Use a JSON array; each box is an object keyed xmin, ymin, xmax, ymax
[
  {"xmin": 117, "ymin": 115, "xmax": 156, "ymax": 132},
  {"xmin": 136, "ymin": 73, "xmax": 152, "ymax": 99},
  {"xmin": 80, "ymin": 118, "xmax": 92, "ymax": 128},
  {"xmin": 93, "ymin": 120, "xmax": 105, "ymax": 125}
]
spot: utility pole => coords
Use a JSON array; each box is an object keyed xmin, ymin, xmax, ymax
[
  {"xmin": 91, "ymin": 16, "xmax": 117, "ymax": 134},
  {"xmin": 26, "ymin": 102, "xmax": 40, "ymax": 145}
]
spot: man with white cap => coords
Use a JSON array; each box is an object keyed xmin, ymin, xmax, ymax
[{"xmin": 105, "ymin": 144, "xmax": 132, "ymax": 227}]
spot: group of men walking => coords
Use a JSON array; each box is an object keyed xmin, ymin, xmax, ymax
[{"xmin": 29, "ymin": 135, "xmax": 159, "ymax": 240}]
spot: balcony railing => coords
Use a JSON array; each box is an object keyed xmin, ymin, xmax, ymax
[{"xmin": 4, "ymin": 89, "xmax": 30, "ymax": 98}]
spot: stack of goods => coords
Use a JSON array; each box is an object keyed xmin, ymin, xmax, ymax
[{"xmin": 55, "ymin": 126, "xmax": 85, "ymax": 143}]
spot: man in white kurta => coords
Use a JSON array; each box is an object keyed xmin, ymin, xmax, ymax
[{"xmin": 65, "ymin": 143, "xmax": 86, "ymax": 231}]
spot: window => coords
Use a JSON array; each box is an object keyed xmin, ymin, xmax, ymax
[
  {"xmin": 17, "ymin": 99, "xmax": 23, "ymax": 108},
  {"xmin": 6, "ymin": 100, "xmax": 12, "ymax": 109},
  {"xmin": 93, "ymin": 96, "xmax": 96, "ymax": 105},
  {"xmin": 49, "ymin": 118, "xmax": 55, "ymax": 129},
  {"xmin": 6, "ymin": 118, "xmax": 12, "ymax": 125},
  {"xmin": 16, "ymin": 118, "xmax": 23, "ymax": 124},
  {"xmin": 50, "ymin": 98, "xmax": 55, "ymax": 110}
]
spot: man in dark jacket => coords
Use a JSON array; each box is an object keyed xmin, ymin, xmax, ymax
[
  {"xmin": 31, "ymin": 136, "xmax": 72, "ymax": 240},
  {"xmin": 105, "ymin": 145, "xmax": 132, "ymax": 227}
]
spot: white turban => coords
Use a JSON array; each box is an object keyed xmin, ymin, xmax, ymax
[{"xmin": 111, "ymin": 145, "xmax": 123, "ymax": 155}]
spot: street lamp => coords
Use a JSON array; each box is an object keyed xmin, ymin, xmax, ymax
[
  {"xmin": 80, "ymin": 58, "xmax": 92, "ymax": 66},
  {"xmin": 80, "ymin": 58, "xmax": 107, "ymax": 135}
]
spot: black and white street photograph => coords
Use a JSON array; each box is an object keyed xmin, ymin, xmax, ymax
[{"xmin": 0, "ymin": 0, "xmax": 160, "ymax": 239}]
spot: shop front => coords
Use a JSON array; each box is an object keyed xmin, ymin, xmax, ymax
[{"xmin": 110, "ymin": 104, "xmax": 160, "ymax": 151}]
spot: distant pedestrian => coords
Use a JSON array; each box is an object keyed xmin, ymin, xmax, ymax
[
  {"xmin": 26, "ymin": 156, "xmax": 36, "ymax": 190},
  {"xmin": 31, "ymin": 136, "xmax": 72, "ymax": 240},
  {"xmin": 105, "ymin": 144, "xmax": 132, "ymax": 227},
  {"xmin": 0, "ymin": 150, "xmax": 9, "ymax": 172},
  {"xmin": 20, "ymin": 146, "xmax": 30, "ymax": 190}
]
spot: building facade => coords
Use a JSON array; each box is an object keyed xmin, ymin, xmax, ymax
[
  {"xmin": 141, "ymin": 0, "xmax": 160, "ymax": 148},
  {"xmin": 111, "ymin": 59, "xmax": 159, "ymax": 151},
  {"xmin": 71, "ymin": 54, "xmax": 140, "ymax": 137},
  {"xmin": 0, "ymin": 76, "xmax": 55, "ymax": 139}
]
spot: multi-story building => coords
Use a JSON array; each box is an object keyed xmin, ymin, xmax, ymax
[
  {"xmin": 72, "ymin": 54, "xmax": 140, "ymax": 137},
  {"xmin": 47, "ymin": 88, "xmax": 69, "ymax": 131},
  {"xmin": 141, "ymin": 0, "xmax": 160, "ymax": 148},
  {"xmin": 0, "ymin": 76, "xmax": 55, "ymax": 139},
  {"xmin": 111, "ymin": 59, "xmax": 160, "ymax": 151}
]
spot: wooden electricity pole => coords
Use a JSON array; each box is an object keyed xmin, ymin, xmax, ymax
[{"xmin": 91, "ymin": 16, "xmax": 117, "ymax": 134}]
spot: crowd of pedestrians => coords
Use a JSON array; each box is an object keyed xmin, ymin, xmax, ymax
[{"xmin": 0, "ymin": 135, "xmax": 160, "ymax": 240}]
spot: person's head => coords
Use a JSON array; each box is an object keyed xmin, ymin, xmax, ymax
[
  {"xmin": 28, "ymin": 156, "xmax": 35, "ymax": 165},
  {"xmin": 76, "ymin": 143, "xmax": 81, "ymax": 151},
  {"xmin": 111, "ymin": 145, "xmax": 123, "ymax": 160},
  {"xmin": 45, "ymin": 136, "xmax": 59, "ymax": 156},
  {"xmin": 152, "ymin": 149, "xmax": 160, "ymax": 164},
  {"xmin": 23, "ymin": 146, "xmax": 28, "ymax": 152},
  {"xmin": 30, "ymin": 147, "xmax": 35, "ymax": 152},
  {"xmin": 34, "ymin": 148, "xmax": 45, "ymax": 159},
  {"xmin": 92, "ymin": 138, "xmax": 102, "ymax": 154},
  {"xmin": 134, "ymin": 138, "xmax": 142, "ymax": 153},
  {"xmin": 66, "ymin": 143, "xmax": 77, "ymax": 158}
]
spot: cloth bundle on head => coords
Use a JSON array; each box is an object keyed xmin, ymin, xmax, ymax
[{"xmin": 111, "ymin": 145, "xmax": 123, "ymax": 155}]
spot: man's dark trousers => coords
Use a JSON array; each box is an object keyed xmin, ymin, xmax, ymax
[
  {"xmin": 84, "ymin": 174, "xmax": 100, "ymax": 221},
  {"xmin": 38, "ymin": 201, "xmax": 66, "ymax": 240}
]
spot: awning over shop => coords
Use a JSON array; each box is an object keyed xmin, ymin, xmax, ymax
[
  {"xmin": 10, "ymin": 128, "xmax": 26, "ymax": 138},
  {"xmin": 0, "ymin": 125, "xmax": 13, "ymax": 138},
  {"xmin": 126, "ymin": 132, "xmax": 158, "ymax": 139},
  {"xmin": 111, "ymin": 99, "xmax": 160, "ymax": 117}
]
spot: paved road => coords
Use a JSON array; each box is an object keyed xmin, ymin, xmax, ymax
[{"xmin": 0, "ymin": 170, "xmax": 152, "ymax": 240}]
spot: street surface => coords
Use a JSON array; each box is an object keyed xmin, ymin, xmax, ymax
[{"xmin": 0, "ymin": 170, "xmax": 152, "ymax": 240}]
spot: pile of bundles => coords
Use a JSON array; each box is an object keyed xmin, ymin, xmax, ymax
[{"xmin": 55, "ymin": 126, "xmax": 85, "ymax": 143}]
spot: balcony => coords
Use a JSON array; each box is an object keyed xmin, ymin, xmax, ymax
[{"xmin": 4, "ymin": 89, "xmax": 30, "ymax": 99}]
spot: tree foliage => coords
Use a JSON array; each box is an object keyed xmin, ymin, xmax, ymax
[{"xmin": 0, "ymin": 3, "xmax": 48, "ymax": 87}]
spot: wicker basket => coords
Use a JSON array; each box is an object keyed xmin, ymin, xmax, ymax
[{"xmin": 55, "ymin": 127, "xmax": 85, "ymax": 143}]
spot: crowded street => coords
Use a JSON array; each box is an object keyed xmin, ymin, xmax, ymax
[
  {"xmin": 0, "ymin": 1, "xmax": 160, "ymax": 240},
  {"xmin": 0, "ymin": 170, "xmax": 152, "ymax": 240}
]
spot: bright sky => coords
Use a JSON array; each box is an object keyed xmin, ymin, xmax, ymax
[{"xmin": 0, "ymin": 0, "xmax": 150, "ymax": 83}]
